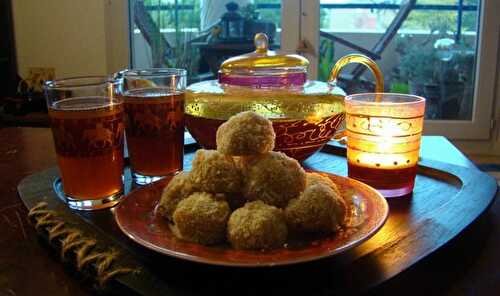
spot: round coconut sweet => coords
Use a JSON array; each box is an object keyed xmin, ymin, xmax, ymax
[{"xmin": 216, "ymin": 111, "xmax": 275, "ymax": 156}]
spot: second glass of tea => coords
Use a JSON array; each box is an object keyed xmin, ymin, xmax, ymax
[
  {"xmin": 119, "ymin": 69, "xmax": 186, "ymax": 185},
  {"xmin": 345, "ymin": 93, "xmax": 426, "ymax": 197}
]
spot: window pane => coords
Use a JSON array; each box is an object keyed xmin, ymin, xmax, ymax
[
  {"xmin": 319, "ymin": 0, "xmax": 480, "ymax": 120},
  {"xmin": 130, "ymin": 0, "xmax": 282, "ymax": 83}
]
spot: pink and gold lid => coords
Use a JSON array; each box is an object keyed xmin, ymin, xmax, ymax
[{"xmin": 218, "ymin": 33, "xmax": 309, "ymax": 87}]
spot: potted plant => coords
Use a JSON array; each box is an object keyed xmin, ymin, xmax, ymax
[
  {"xmin": 396, "ymin": 35, "xmax": 474, "ymax": 119},
  {"xmin": 396, "ymin": 35, "xmax": 439, "ymax": 118}
]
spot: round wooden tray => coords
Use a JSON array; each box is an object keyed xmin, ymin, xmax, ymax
[{"xmin": 17, "ymin": 143, "xmax": 498, "ymax": 295}]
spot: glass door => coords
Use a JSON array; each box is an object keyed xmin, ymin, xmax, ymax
[
  {"xmin": 129, "ymin": 0, "xmax": 292, "ymax": 84},
  {"xmin": 303, "ymin": 0, "xmax": 498, "ymax": 139}
]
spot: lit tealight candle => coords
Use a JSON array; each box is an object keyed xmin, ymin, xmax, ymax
[{"xmin": 345, "ymin": 93, "xmax": 426, "ymax": 198}]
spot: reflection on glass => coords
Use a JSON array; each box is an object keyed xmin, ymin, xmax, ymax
[
  {"xmin": 129, "ymin": 0, "xmax": 282, "ymax": 84},
  {"xmin": 319, "ymin": 0, "xmax": 479, "ymax": 121}
]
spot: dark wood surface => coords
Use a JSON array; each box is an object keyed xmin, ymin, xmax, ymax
[
  {"xmin": 1, "ymin": 127, "xmax": 499, "ymax": 295},
  {"xmin": 16, "ymin": 137, "xmax": 497, "ymax": 295}
]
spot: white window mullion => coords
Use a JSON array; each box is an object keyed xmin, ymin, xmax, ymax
[
  {"xmin": 281, "ymin": 0, "xmax": 320, "ymax": 80},
  {"xmin": 280, "ymin": 0, "xmax": 301, "ymax": 54},
  {"xmin": 300, "ymin": 0, "xmax": 320, "ymax": 80}
]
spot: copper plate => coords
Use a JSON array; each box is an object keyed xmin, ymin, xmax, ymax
[{"xmin": 114, "ymin": 172, "xmax": 389, "ymax": 267}]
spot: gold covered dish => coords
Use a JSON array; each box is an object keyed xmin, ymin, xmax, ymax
[{"xmin": 185, "ymin": 33, "xmax": 383, "ymax": 161}]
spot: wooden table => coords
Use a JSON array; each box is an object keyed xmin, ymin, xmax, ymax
[{"xmin": 1, "ymin": 127, "xmax": 499, "ymax": 295}]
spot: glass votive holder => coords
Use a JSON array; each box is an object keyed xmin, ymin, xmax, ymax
[{"xmin": 345, "ymin": 93, "xmax": 426, "ymax": 198}]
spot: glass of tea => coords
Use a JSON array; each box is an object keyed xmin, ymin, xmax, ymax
[
  {"xmin": 345, "ymin": 93, "xmax": 426, "ymax": 197},
  {"xmin": 118, "ymin": 69, "xmax": 187, "ymax": 185},
  {"xmin": 44, "ymin": 76, "xmax": 125, "ymax": 210}
]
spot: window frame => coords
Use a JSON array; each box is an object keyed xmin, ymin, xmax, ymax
[{"xmin": 123, "ymin": 0, "xmax": 498, "ymax": 140}]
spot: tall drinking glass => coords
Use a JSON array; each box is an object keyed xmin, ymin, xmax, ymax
[
  {"xmin": 118, "ymin": 69, "xmax": 186, "ymax": 185},
  {"xmin": 345, "ymin": 93, "xmax": 426, "ymax": 197},
  {"xmin": 44, "ymin": 76, "xmax": 125, "ymax": 210}
]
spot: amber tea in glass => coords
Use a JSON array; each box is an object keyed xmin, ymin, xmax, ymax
[
  {"xmin": 44, "ymin": 77, "xmax": 124, "ymax": 210},
  {"xmin": 119, "ymin": 69, "xmax": 186, "ymax": 185},
  {"xmin": 345, "ymin": 93, "xmax": 426, "ymax": 197}
]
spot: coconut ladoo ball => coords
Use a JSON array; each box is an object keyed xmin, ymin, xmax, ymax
[
  {"xmin": 157, "ymin": 172, "xmax": 195, "ymax": 221},
  {"xmin": 306, "ymin": 172, "xmax": 342, "ymax": 197},
  {"xmin": 243, "ymin": 151, "xmax": 306, "ymax": 208},
  {"xmin": 227, "ymin": 201, "xmax": 288, "ymax": 250},
  {"xmin": 285, "ymin": 184, "xmax": 347, "ymax": 233},
  {"xmin": 173, "ymin": 192, "xmax": 231, "ymax": 245},
  {"xmin": 190, "ymin": 149, "xmax": 242, "ymax": 193},
  {"xmin": 216, "ymin": 111, "xmax": 275, "ymax": 156}
]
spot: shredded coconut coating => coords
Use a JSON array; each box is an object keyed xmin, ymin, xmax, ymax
[
  {"xmin": 227, "ymin": 201, "xmax": 287, "ymax": 250},
  {"xmin": 190, "ymin": 149, "xmax": 243, "ymax": 193},
  {"xmin": 285, "ymin": 184, "xmax": 347, "ymax": 233},
  {"xmin": 243, "ymin": 152, "xmax": 306, "ymax": 208},
  {"xmin": 216, "ymin": 111, "xmax": 275, "ymax": 156},
  {"xmin": 306, "ymin": 172, "xmax": 342, "ymax": 197},
  {"xmin": 173, "ymin": 192, "xmax": 231, "ymax": 245},
  {"xmin": 157, "ymin": 172, "xmax": 195, "ymax": 221}
]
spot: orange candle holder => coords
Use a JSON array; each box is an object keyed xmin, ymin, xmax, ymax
[{"xmin": 345, "ymin": 93, "xmax": 426, "ymax": 198}]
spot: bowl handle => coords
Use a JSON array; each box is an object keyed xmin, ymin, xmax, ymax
[
  {"xmin": 328, "ymin": 54, "xmax": 384, "ymax": 94},
  {"xmin": 327, "ymin": 54, "xmax": 384, "ymax": 144}
]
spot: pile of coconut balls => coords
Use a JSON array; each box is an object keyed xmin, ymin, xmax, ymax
[{"xmin": 157, "ymin": 111, "xmax": 347, "ymax": 250}]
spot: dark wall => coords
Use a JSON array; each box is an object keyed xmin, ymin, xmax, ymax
[{"xmin": 0, "ymin": 0, "xmax": 18, "ymax": 98}]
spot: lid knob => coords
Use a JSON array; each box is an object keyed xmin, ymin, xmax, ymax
[{"xmin": 254, "ymin": 33, "xmax": 269, "ymax": 54}]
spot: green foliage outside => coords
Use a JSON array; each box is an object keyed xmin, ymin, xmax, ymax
[
  {"xmin": 393, "ymin": 0, "xmax": 478, "ymax": 85},
  {"xmin": 140, "ymin": 0, "xmax": 284, "ymax": 74},
  {"xmin": 401, "ymin": 0, "xmax": 479, "ymax": 33},
  {"xmin": 317, "ymin": 0, "xmax": 479, "ymax": 84},
  {"xmin": 389, "ymin": 82, "xmax": 410, "ymax": 94},
  {"xmin": 318, "ymin": 39, "xmax": 335, "ymax": 82},
  {"xmin": 142, "ymin": 0, "xmax": 201, "ymax": 30},
  {"xmin": 142, "ymin": 0, "xmax": 480, "ymax": 34},
  {"xmin": 254, "ymin": 0, "xmax": 281, "ymax": 28},
  {"xmin": 142, "ymin": 0, "xmax": 282, "ymax": 30}
]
